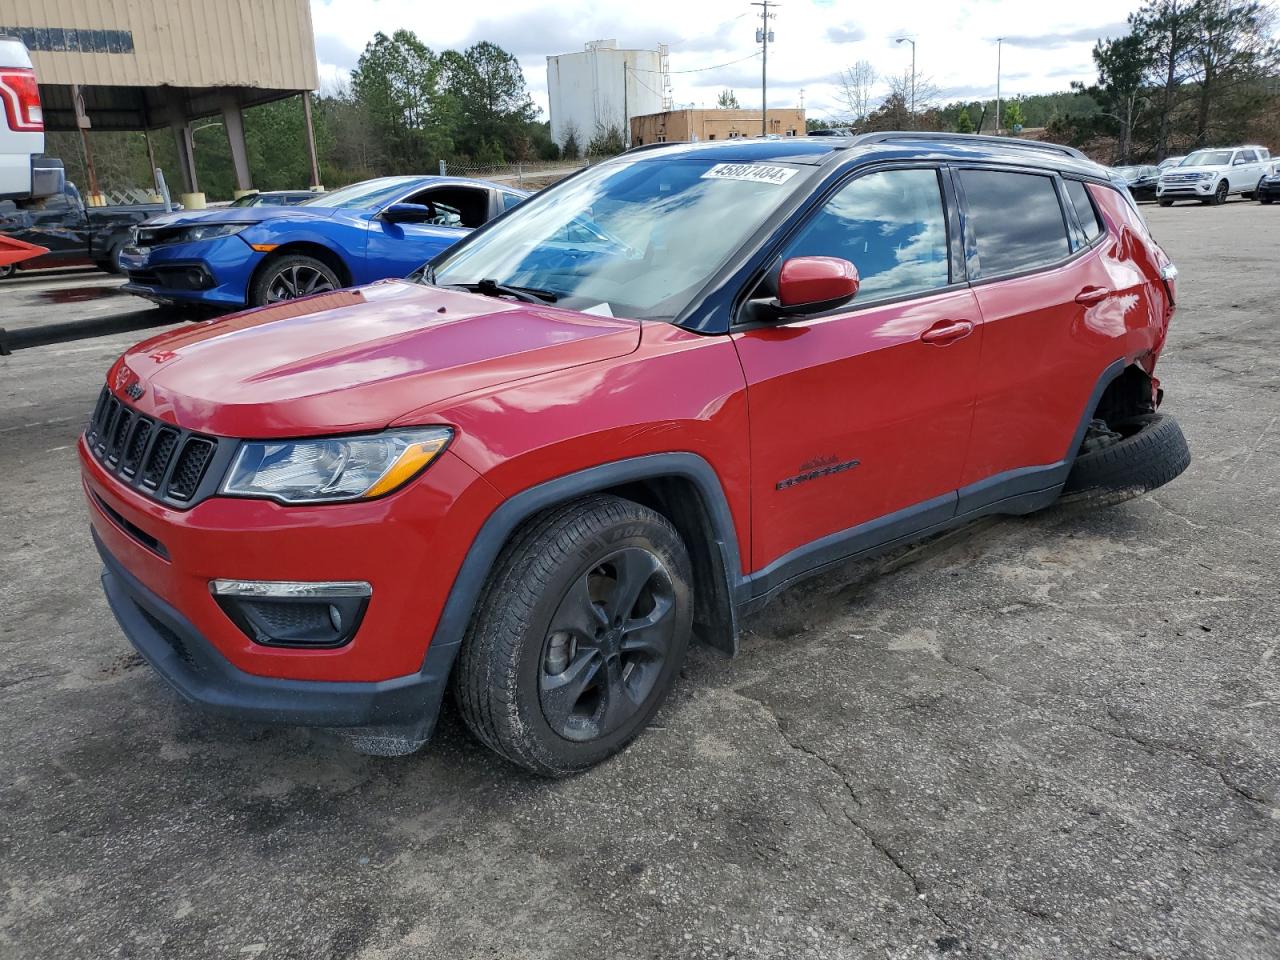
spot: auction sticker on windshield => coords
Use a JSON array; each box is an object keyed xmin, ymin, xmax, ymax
[{"xmin": 700, "ymin": 163, "xmax": 798, "ymax": 185}]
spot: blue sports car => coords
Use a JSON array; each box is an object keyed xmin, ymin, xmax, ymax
[{"xmin": 120, "ymin": 176, "xmax": 528, "ymax": 309}]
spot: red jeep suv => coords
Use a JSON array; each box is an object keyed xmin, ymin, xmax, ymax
[{"xmin": 81, "ymin": 134, "xmax": 1189, "ymax": 775}]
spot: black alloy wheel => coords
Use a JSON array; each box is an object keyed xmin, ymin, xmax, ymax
[
  {"xmin": 265, "ymin": 262, "xmax": 336, "ymax": 302},
  {"xmin": 453, "ymin": 495, "xmax": 694, "ymax": 776},
  {"xmin": 250, "ymin": 254, "xmax": 341, "ymax": 306},
  {"xmin": 1213, "ymin": 180, "xmax": 1229, "ymax": 204},
  {"xmin": 538, "ymin": 547, "xmax": 678, "ymax": 743}
]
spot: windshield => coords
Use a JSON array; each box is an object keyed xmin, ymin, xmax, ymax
[
  {"xmin": 429, "ymin": 158, "xmax": 808, "ymax": 321},
  {"xmin": 1114, "ymin": 166, "xmax": 1143, "ymax": 178},
  {"xmin": 303, "ymin": 177, "xmax": 417, "ymax": 210},
  {"xmin": 1182, "ymin": 151, "xmax": 1232, "ymax": 167}
]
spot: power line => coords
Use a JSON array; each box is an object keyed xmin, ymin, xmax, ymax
[{"xmin": 628, "ymin": 50, "xmax": 762, "ymax": 75}]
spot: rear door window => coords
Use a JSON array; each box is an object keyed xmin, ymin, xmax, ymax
[
  {"xmin": 779, "ymin": 167, "xmax": 950, "ymax": 303},
  {"xmin": 960, "ymin": 169, "xmax": 1070, "ymax": 278},
  {"xmin": 1064, "ymin": 180, "xmax": 1104, "ymax": 245}
]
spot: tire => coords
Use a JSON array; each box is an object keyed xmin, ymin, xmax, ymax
[
  {"xmin": 1262, "ymin": 194, "xmax": 1274, "ymax": 205},
  {"xmin": 249, "ymin": 254, "xmax": 340, "ymax": 306},
  {"xmin": 1063, "ymin": 413, "xmax": 1190, "ymax": 505},
  {"xmin": 1158, "ymin": 198, "xmax": 1174, "ymax": 207},
  {"xmin": 453, "ymin": 495, "xmax": 694, "ymax": 777},
  {"xmin": 1207, "ymin": 180, "xmax": 1229, "ymax": 205},
  {"xmin": 95, "ymin": 241, "xmax": 125, "ymax": 275},
  {"xmin": 0, "ymin": 263, "xmax": 14, "ymax": 280}
]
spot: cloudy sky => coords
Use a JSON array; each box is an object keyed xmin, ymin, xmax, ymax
[{"xmin": 310, "ymin": 0, "xmax": 1139, "ymax": 120}]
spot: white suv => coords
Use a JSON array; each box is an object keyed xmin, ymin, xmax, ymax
[
  {"xmin": 0, "ymin": 35, "xmax": 63, "ymax": 204},
  {"xmin": 1157, "ymin": 145, "xmax": 1274, "ymax": 206}
]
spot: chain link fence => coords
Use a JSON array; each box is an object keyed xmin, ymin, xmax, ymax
[{"xmin": 437, "ymin": 159, "xmax": 592, "ymax": 190}]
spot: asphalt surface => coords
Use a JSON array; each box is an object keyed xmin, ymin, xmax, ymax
[{"xmin": 1, "ymin": 201, "xmax": 1278, "ymax": 960}]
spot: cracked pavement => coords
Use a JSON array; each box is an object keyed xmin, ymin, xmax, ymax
[{"xmin": 1, "ymin": 202, "xmax": 1278, "ymax": 959}]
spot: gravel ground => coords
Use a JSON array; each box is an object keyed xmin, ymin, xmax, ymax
[{"xmin": 0, "ymin": 200, "xmax": 1277, "ymax": 960}]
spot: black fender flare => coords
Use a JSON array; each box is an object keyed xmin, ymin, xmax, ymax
[{"xmin": 423, "ymin": 453, "xmax": 747, "ymax": 671}]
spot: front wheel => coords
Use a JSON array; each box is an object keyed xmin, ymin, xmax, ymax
[
  {"xmin": 249, "ymin": 254, "xmax": 340, "ymax": 306},
  {"xmin": 454, "ymin": 495, "xmax": 694, "ymax": 776},
  {"xmin": 1207, "ymin": 180, "xmax": 1229, "ymax": 205},
  {"xmin": 0, "ymin": 263, "xmax": 14, "ymax": 280}
]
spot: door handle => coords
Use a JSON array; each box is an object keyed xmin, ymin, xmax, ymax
[
  {"xmin": 1075, "ymin": 286, "xmax": 1111, "ymax": 305},
  {"xmin": 919, "ymin": 319, "xmax": 974, "ymax": 346}
]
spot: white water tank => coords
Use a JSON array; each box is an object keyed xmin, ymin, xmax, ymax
[{"xmin": 547, "ymin": 40, "xmax": 664, "ymax": 148}]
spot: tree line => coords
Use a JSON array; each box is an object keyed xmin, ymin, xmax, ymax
[{"xmin": 817, "ymin": 0, "xmax": 1278, "ymax": 164}]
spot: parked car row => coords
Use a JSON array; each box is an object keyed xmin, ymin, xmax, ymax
[
  {"xmin": 1109, "ymin": 145, "xmax": 1276, "ymax": 207},
  {"xmin": 1152, "ymin": 145, "xmax": 1273, "ymax": 206}
]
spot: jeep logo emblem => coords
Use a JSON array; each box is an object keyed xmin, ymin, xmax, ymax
[{"xmin": 125, "ymin": 381, "xmax": 145, "ymax": 401}]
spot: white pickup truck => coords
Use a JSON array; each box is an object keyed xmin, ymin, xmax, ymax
[
  {"xmin": 1157, "ymin": 145, "xmax": 1275, "ymax": 206},
  {"xmin": 0, "ymin": 35, "xmax": 63, "ymax": 206}
]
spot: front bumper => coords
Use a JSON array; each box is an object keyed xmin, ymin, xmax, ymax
[
  {"xmin": 1157, "ymin": 179, "xmax": 1215, "ymax": 199},
  {"xmin": 1258, "ymin": 181, "xmax": 1280, "ymax": 200},
  {"xmin": 120, "ymin": 234, "xmax": 262, "ymax": 307},
  {"xmin": 97, "ymin": 529, "xmax": 455, "ymax": 739}
]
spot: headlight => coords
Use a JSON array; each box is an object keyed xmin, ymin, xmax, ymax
[
  {"xmin": 1198, "ymin": 172, "xmax": 1214, "ymax": 180},
  {"xmin": 172, "ymin": 223, "xmax": 252, "ymax": 243},
  {"xmin": 222, "ymin": 427, "xmax": 453, "ymax": 504}
]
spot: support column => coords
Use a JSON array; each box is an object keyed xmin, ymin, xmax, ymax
[
  {"xmin": 165, "ymin": 90, "xmax": 203, "ymax": 208},
  {"xmin": 221, "ymin": 96, "xmax": 253, "ymax": 194},
  {"xmin": 171, "ymin": 122, "xmax": 198, "ymax": 191},
  {"xmin": 301, "ymin": 91, "xmax": 322, "ymax": 190},
  {"xmin": 142, "ymin": 128, "xmax": 160, "ymax": 201}
]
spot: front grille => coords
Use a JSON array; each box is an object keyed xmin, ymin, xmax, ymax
[
  {"xmin": 85, "ymin": 386, "xmax": 225, "ymax": 508},
  {"xmin": 1162, "ymin": 173, "xmax": 1201, "ymax": 184},
  {"xmin": 167, "ymin": 438, "xmax": 214, "ymax": 501}
]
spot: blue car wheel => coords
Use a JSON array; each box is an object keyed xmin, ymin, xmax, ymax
[{"xmin": 251, "ymin": 254, "xmax": 341, "ymax": 306}]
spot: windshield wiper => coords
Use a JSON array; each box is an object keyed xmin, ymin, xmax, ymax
[{"xmin": 447, "ymin": 278, "xmax": 558, "ymax": 304}]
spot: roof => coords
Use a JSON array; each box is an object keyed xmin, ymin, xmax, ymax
[
  {"xmin": 627, "ymin": 138, "xmax": 839, "ymax": 165},
  {"xmin": 4, "ymin": 0, "xmax": 317, "ymax": 130},
  {"xmin": 626, "ymin": 131, "xmax": 1109, "ymax": 179}
]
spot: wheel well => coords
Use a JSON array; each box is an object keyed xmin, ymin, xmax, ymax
[
  {"xmin": 592, "ymin": 477, "xmax": 739, "ymax": 656},
  {"xmin": 1093, "ymin": 364, "xmax": 1156, "ymax": 426},
  {"xmin": 253, "ymin": 242, "xmax": 352, "ymax": 290}
]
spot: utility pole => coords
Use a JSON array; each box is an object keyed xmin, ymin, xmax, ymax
[
  {"xmin": 623, "ymin": 61, "xmax": 630, "ymax": 148},
  {"xmin": 995, "ymin": 38, "xmax": 1003, "ymax": 136},
  {"xmin": 753, "ymin": 1, "xmax": 777, "ymax": 137},
  {"xmin": 895, "ymin": 37, "xmax": 916, "ymax": 128}
]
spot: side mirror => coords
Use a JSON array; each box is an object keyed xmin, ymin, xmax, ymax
[
  {"xmin": 383, "ymin": 202, "xmax": 434, "ymax": 223},
  {"xmin": 776, "ymin": 256, "xmax": 860, "ymax": 314},
  {"xmin": 1232, "ymin": 157, "xmax": 1247, "ymax": 166}
]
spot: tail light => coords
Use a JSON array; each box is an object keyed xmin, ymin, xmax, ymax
[{"xmin": 0, "ymin": 67, "xmax": 44, "ymax": 133}]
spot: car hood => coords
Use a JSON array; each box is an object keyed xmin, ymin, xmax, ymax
[
  {"xmin": 109, "ymin": 281, "xmax": 642, "ymax": 438},
  {"xmin": 138, "ymin": 205, "xmax": 342, "ymax": 228},
  {"xmin": 1161, "ymin": 165, "xmax": 1219, "ymax": 176}
]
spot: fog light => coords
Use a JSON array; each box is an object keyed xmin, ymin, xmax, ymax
[{"xmin": 210, "ymin": 579, "xmax": 371, "ymax": 648}]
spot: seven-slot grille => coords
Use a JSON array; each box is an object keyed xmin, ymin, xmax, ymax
[
  {"xmin": 1161, "ymin": 172, "xmax": 1201, "ymax": 184},
  {"xmin": 85, "ymin": 386, "xmax": 220, "ymax": 505}
]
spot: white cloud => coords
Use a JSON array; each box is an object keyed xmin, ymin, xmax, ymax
[{"xmin": 309, "ymin": 0, "xmax": 1137, "ymax": 119}]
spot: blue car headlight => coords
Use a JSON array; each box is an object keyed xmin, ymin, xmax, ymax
[{"xmin": 170, "ymin": 223, "xmax": 253, "ymax": 244}]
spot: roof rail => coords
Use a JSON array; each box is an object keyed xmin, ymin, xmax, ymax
[
  {"xmin": 622, "ymin": 140, "xmax": 688, "ymax": 155},
  {"xmin": 843, "ymin": 131, "xmax": 1089, "ymax": 162}
]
